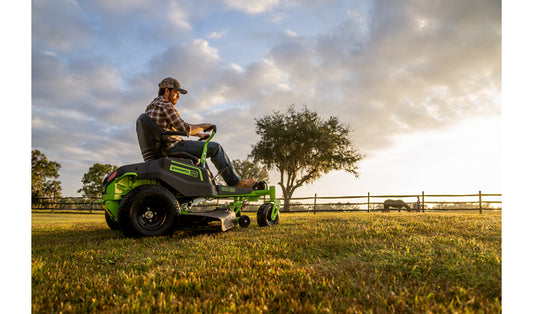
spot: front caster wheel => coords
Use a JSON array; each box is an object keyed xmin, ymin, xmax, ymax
[
  {"xmin": 238, "ymin": 215, "xmax": 251, "ymax": 228},
  {"xmin": 257, "ymin": 203, "xmax": 279, "ymax": 227}
]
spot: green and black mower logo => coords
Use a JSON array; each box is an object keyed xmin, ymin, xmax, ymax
[
  {"xmin": 169, "ymin": 161, "xmax": 203, "ymax": 180},
  {"xmin": 220, "ymin": 186, "xmax": 237, "ymax": 193}
]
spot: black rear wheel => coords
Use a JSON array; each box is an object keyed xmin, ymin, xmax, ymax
[
  {"xmin": 105, "ymin": 212, "xmax": 120, "ymax": 230},
  {"xmin": 118, "ymin": 185, "xmax": 179, "ymax": 237},
  {"xmin": 257, "ymin": 203, "xmax": 279, "ymax": 227}
]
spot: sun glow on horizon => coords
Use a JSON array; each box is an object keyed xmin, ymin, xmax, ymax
[{"xmin": 295, "ymin": 116, "xmax": 501, "ymax": 198}]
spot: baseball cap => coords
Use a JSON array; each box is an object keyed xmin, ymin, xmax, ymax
[{"xmin": 159, "ymin": 77, "xmax": 188, "ymax": 94}]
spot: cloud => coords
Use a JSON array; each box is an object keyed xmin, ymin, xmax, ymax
[
  {"xmin": 223, "ymin": 0, "xmax": 280, "ymax": 14},
  {"xmin": 206, "ymin": 30, "xmax": 228, "ymax": 39},
  {"xmin": 70, "ymin": 0, "xmax": 195, "ymax": 49},
  {"xmin": 32, "ymin": 0, "xmax": 96, "ymax": 52},
  {"xmin": 284, "ymin": 30, "xmax": 296, "ymax": 37},
  {"xmin": 134, "ymin": 0, "xmax": 500, "ymax": 153},
  {"xmin": 143, "ymin": 39, "xmax": 222, "ymax": 97},
  {"xmin": 167, "ymin": 1, "xmax": 193, "ymax": 30},
  {"xmin": 261, "ymin": 0, "xmax": 501, "ymax": 150}
]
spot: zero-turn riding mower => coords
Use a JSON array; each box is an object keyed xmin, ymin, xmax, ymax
[{"xmin": 100, "ymin": 113, "xmax": 280, "ymax": 237}]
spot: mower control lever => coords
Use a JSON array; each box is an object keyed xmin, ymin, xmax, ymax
[
  {"xmin": 204, "ymin": 124, "xmax": 217, "ymax": 133},
  {"xmin": 198, "ymin": 125, "xmax": 217, "ymax": 141}
]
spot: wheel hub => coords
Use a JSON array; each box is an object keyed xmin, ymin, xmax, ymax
[
  {"xmin": 144, "ymin": 209, "xmax": 154, "ymax": 219},
  {"xmin": 140, "ymin": 207, "xmax": 162, "ymax": 228}
]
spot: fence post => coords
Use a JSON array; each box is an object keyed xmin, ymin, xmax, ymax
[
  {"xmin": 367, "ymin": 192, "xmax": 370, "ymax": 213},
  {"xmin": 422, "ymin": 191, "xmax": 425, "ymax": 212},
  {"xmin": 479, "ymin": 190, "xmax": 482, "ymax": 214},
  {"xmin": 313, "ymin": 193, "xmax": 317, "ymax": 215}
]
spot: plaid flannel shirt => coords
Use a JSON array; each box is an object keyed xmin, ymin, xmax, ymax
[{"xmin": 145, "ymin": 96, "xmax": 191, "ymax": 150}]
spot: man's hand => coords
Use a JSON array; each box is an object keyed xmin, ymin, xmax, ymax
[
  {"xmin": 203, "ymin": 124, "xmax": 216, "ymax": 132},
  {"xmin": 197, "ymin": 132, "xmax": 210, "ymax": 140},
  {"xmin": 189, "ymin": 123, "xmax": 214, "ymax": 136}
]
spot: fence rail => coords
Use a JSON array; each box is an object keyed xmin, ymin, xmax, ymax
[
  {"xmin": 32, "ymin": 191, "xmax": 501, "ymax": 214},
  {"xmin": 288, "ymin": 191, "xmax": 501, "ymax": 213},
  {"xmin": 32, "ymin": 197, "xmax": 102, "ymax": 212}
]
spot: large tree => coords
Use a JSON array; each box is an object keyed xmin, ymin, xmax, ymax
[
  {"xmin": 250, "ymin": 106, "xmax": 363, "ymax": 211},
  {"xmin": 32, "ymin": 149, "xmax": 62, "ymax": 200},
  {"xmin": 78, "ymin": 163, "xmax": 117, "ymax": 199}
]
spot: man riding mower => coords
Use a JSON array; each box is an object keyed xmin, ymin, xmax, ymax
[{"xmin": 100, "ymin": 78, "xmax": 280, "ymax": 237}]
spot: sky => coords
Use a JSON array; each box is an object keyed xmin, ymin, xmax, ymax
[{"xmin": 30, "ymin": 0, "xmax": 502, "ymax": 198}]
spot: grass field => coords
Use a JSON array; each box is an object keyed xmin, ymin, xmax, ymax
[{"xmin": 32, "ymin": 211, "xmax": 501, "ymax": 313}]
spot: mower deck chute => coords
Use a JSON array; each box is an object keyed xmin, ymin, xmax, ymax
[{"xmin": 178, "ymin": 207, "xmax": 237, "ymax": 232}]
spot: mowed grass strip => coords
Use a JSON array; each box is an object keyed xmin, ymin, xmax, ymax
[{"xmin": 32, "ymin": 211, "xmax": 501, "ymax": 313}]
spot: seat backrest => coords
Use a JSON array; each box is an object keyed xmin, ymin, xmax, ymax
[
  {"xmin": 136, "ymin": 113, "xmax": 198, "ymax": 163},
  {"xmin": 136, "ymin": 113, "xmax": 167, "ymax": 161}
]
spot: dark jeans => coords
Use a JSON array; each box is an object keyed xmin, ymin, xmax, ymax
[{"xmin": 169, "ymin": 140, "xmax": 241, "ymax": 186}]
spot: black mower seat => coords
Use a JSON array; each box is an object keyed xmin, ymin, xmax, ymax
[
  {"xmin": 168, "ymin": 151, "xmax": 199, "ymax": 165},
  {"xmin": 136, "ymin": 113, "xmax": 199, "ymax": 164}
]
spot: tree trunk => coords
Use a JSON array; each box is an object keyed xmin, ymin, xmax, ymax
[
  {"xmin": 282, "ymin": 188, "xmax": 295, "ymax": 212},
  {"xmin": 283, "ymin": 195, "xmax": 291, "ymax": 212}
]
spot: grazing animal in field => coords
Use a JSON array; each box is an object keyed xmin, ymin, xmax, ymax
[{"xmin": 383, "ymin": 199, "xmax": 411, "ymax": 212}]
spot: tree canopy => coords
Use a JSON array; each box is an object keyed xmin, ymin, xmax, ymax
[
  {"xmin": 250, "ymin": 106, "xmax": 363, "ymax": 211},
  {"xmin": 78, "ymin": 163, "xmax": 117, "ymax": 199},
  {"xmin": 32, "ymin": 149, "xmax": 62, "ymax": 200}
]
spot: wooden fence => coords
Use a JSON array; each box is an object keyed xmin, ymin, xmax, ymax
[
  {"xmin": 31, "ymin": 191, "xmax": 501, "ymax": 214},
  {"xmin": 286, "ymin": 191, "xmax": 501, "ymax": 213},
  {"xmin": 32, "ymin": 197, "xmax": 101, "ymax": 213}
]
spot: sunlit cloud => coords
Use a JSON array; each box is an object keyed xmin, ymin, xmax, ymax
[{"xmin": 223, "ymin": 0, "xmax": 280, "ymax": 14}]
